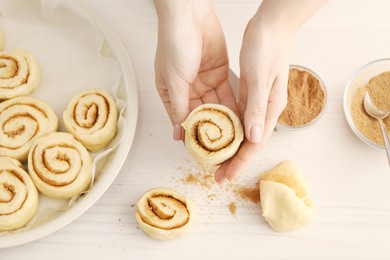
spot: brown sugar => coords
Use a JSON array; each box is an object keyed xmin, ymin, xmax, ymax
[
  {"xmin": 351, "ymin": 71, "xmax": 390, "ymax": 146},
  {"xmin": 228, "ymin": 202, "xmax": 237, "ymax": 217},
  {"xmin": 233, "ymin": 184, "xmax": 260, "ymax": 204},
  {"xmin": 175, "ymin": 163, "xmax": 260, "ymax": 218},
  {"xmin": 278, "ymin": 68, "xmax": 325, "ymax": 126},
  {"xmin": 178, "ymin": 165, "xmax": 216, "ymax": 188}
]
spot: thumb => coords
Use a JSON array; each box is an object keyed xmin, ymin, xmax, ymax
[
  {"xmin": 167, "ymin": 76, "xmax": 190, "ymax": 141},
  {"xmin": 244, "ymin": 79, "xmax": 271, "ymax": 144}
]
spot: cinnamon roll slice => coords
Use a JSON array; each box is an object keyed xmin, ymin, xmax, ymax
[
  {"xmin": 63, "ymin": 89, "xmax": 118, "ymax": 152},
  {"xmin": 135, "ymin": 187, "xmax": 193, "ymax": 240},
  {"xmin": 0, "ymin": 96, "xmax": 58, "ymax": 162},
  {"xmin": 0, "ymin": 157, "xmax": 39, "ymax": 231},
  {"xmin": 0, "ymin": 49, "xmax": 40, "ymax": 99},
  {"xmin": 28, "ymin": 132, "xmax": 93, "ymax": 200},
  {"xmin": 181, "ymin": 104, "xmax": 244, "ymax": 165}
]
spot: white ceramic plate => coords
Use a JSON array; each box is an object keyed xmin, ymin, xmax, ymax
[{"xmin": 0, "ymin": 1, "xmax": 138, "ymax": 248}]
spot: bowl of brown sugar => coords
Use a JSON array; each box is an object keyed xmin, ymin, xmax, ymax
[
  {"xmin": 344, "ymin": 59, "xmax": 390, "ymax": 150},
  {"xmin": 277, "ymin": 65, "xmax": 327, "ymax": 130}
]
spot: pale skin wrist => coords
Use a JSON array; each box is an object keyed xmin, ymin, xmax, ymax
[
  {"xmin": 253, "ymin": 0, "xmax": 328, "ymax": 35},
  {"xmin": 153, "ymin": 0, "xmax": 214, "ymax": 25}
]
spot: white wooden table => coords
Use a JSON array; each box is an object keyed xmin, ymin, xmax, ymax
[{"xmin": 2, "ymin": 0, "xmax": 390, "ymax": 259}]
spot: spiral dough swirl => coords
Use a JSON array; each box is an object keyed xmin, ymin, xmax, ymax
[
  {"xmin": 0, "ymin": 49, "xmax": 40, "ymax": 99},
  {"xmin": 63, "ymin": 89, "xmax": 118, "ymax": 152},
  {"xmin": 0, "ymin": 157, "xmax": 39, "ymax": 231},
  {"xmin": 0, "ymin": 96, "xmax": 58, "ymax": 162},
  {"xmin": 135, "ymin": 188, "xmax": 193, "ymax": 240},
  {"xmin": 28, "ymin": 132, "xmax": 92, "ymax": 200},
  {"xmin": 181, "ymin": 104, "xmax": 244, "ymax": 165}
]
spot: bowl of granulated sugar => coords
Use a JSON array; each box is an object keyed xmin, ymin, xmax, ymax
[
  {"xmin": 344, "ymin": 59, "xmax": 390, "ymax": 150},
  {"xmin": 277, "ymin": 65, "xmax": 328, "ymax": 130}
]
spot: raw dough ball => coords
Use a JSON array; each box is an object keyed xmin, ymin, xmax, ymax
[{"xmin": 259, "ymin": 160, "xmax": 314, "ymax": 232}]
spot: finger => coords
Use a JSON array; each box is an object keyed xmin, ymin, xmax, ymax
[
  {"xmin": 225, "ymin": 140, "xmax": 263, "ymax": 181},
  {"xmin": 244, "ymin": 77, "xmax": 273, "ymax": 144},
  {"xmin": 215, "ymin": 77, "xmax": 239, "ymax": 115},
  {"xmin": 214, "ymin": 160, "xmax": 230, "ymax": 184},
  {"xmin": 166, "ymin": 76, "xmax": 191, "ymax": 141},
  {"xmin": 189, "ymin": 97, "xmax": 203, "ymax": 111},
  {"xmin": 200, "ymin": 89, "xmax": 220, "ymax": 105},
  {"xmin": 238, "ymin": 76, "xmax": 248, "ymax": 121},
  {"xmin": 260, "ymin": 75, "xmax": 288, "ymax": 144},
  {"xmin": 155, "ymin": 82, "xmax": 173, "ymax": 119}
]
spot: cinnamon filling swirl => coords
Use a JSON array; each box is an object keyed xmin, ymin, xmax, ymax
[
  {"xmin": 28, "ymin": 132, "xmax": 92, "ymax": 200},
  {"xmin": 0, "ymin": 96, "xmax": 58, "ymax": 162},
  {"xmin": 0, "ymin": 157, "xmax": 39, "ymax": 231},
  {"xmin": 63, "ymin": 89, "xmax": 118, "ymax": 152},
  {"xmin": 182, "ymin": 104, "xmax": 244, "ymax": 165},
  {"xmin": 135, "ymin": 188, "xmax": 193, "ymax": 240},
  {"xmin": 190, "ymin": 109, "xmax": 235, "ymax": 153},
  {"xmin": 0, "ymin": 49, "xmax": 40, "ymax": 99}
]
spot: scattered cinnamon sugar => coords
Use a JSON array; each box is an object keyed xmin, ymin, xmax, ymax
[
  {"xmin": 351, "ymin": 71, "xmax": 390, "ymax": 146},
  {"xmin": 207, "ymin": 194, "xmax": 217, "ymax": 201},
  {"xmin": 183, "ymin": 173, "xmax": 198, "ymax": 184},
  {"xmin": 278, "ymin": 68, "xmax": 325, "ymax": 126},
  {"xmin": 183, "ymin": 172, "xmax": 215, "ymax": 188},
  {"xmin": 233, "ymin": 184, "xmax": 260, "ymax": 204},
  {"xmin": 177, "ymin": 164, "xmax": 216, "ymax": 188},
  {"xmin": 228, "ymin": 202, "xmax": 237, "ymax": 217},
  {"xmin": 175, "ymin": 163, "xmax": 260, "ymax": 218}
]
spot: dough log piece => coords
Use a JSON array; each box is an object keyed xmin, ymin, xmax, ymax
[
  {"xmin": 0, "ymin": 96, "xmax": 58, "ymax": 162},
  {"xmin": 259, "ymin": 160, "xmax": 314, "ymax": 232},
  {"xmin": 63, "ymin": 89, "xmax": 118, "ymax": 152},
  {"xmin": 0, "ymin": 49, "xmax": 40, "ymax": 99},
  {"xmin": 28, "ymin": 132, "xmax": 93, "ymax": 200},
  {"xmin": 0, "ymin": 157, "xmax": 39, "ymax": 231},
  {"xmin": 135, "ymin": 187, "xmax": 193, "ymax": 240},
  {"xmin": 181, "ymin": 104, "xmax": 243, "ymax": 165}
]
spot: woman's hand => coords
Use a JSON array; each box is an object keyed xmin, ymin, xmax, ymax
[
  {"xmin": 214, "ymin": 15, "xmax": 292, "ymax": 183},
  {"xmin": 154, "ymin": 0, "xmax": 238, "ymax": 140},
  {"xmin": 215, "ymin": 0, "xmax": 327, "ymax": 183},
  {"xmin": 154, "ymin": 0, "xmax": 327, "ymax": 183}
]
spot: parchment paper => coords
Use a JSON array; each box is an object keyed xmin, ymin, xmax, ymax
[{"xmin": 0, "ymin": 0, "xmax": 127, "ymax": 236}]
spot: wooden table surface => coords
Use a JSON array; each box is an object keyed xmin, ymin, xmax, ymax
[{"xmin": 1, "ymin": 0, "xmax": 390, "ymax": 259}]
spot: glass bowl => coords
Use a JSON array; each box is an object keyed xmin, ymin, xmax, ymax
[
  {"xmin": 343, "ymin": 58, "xmax": 390, "ymax": 150},
  {"xmin": 276, "ymin": 64, "xmax": 328, "ymax": 130}
]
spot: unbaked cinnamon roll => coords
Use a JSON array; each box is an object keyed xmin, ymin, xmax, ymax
[
  {"xmin": 181, "ymin": 104, "xmax": 244, "ymax": 165},
  {"xmin": 0, "ymin": 157, "xmax": 39, "ymax": 231},
  {"xmin": 28, "ymin": 132, "xmax": 93, "ymax": 200},
  {"xmin": 0, "ymin": 96, "xmax": 58, "ymax": 162},
  {"xmin": 63, "ymin": 89, "xmax": 118, "ymax": 152},
  {"xmin": 0, "ymin": 49, "xmax": 40, "ymax": 99},
  {"xmin": 135, "ymin": 187, "xmax": 193, "ymax": 240}
]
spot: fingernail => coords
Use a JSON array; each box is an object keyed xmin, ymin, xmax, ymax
[
  {"xmin": 250, "ymin": 124, "xmax": 262, "ymax": 143},
  {"xmin": 173, "ymin": 124, "xmax": 182, "ymax": 141},
  {"xmin": 215, "ymin": 173, "xmax": 226, "ymax": 184},
  {"xmin": 226, "ymin": 172, "xmax": 235, "ymax": 182}
]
